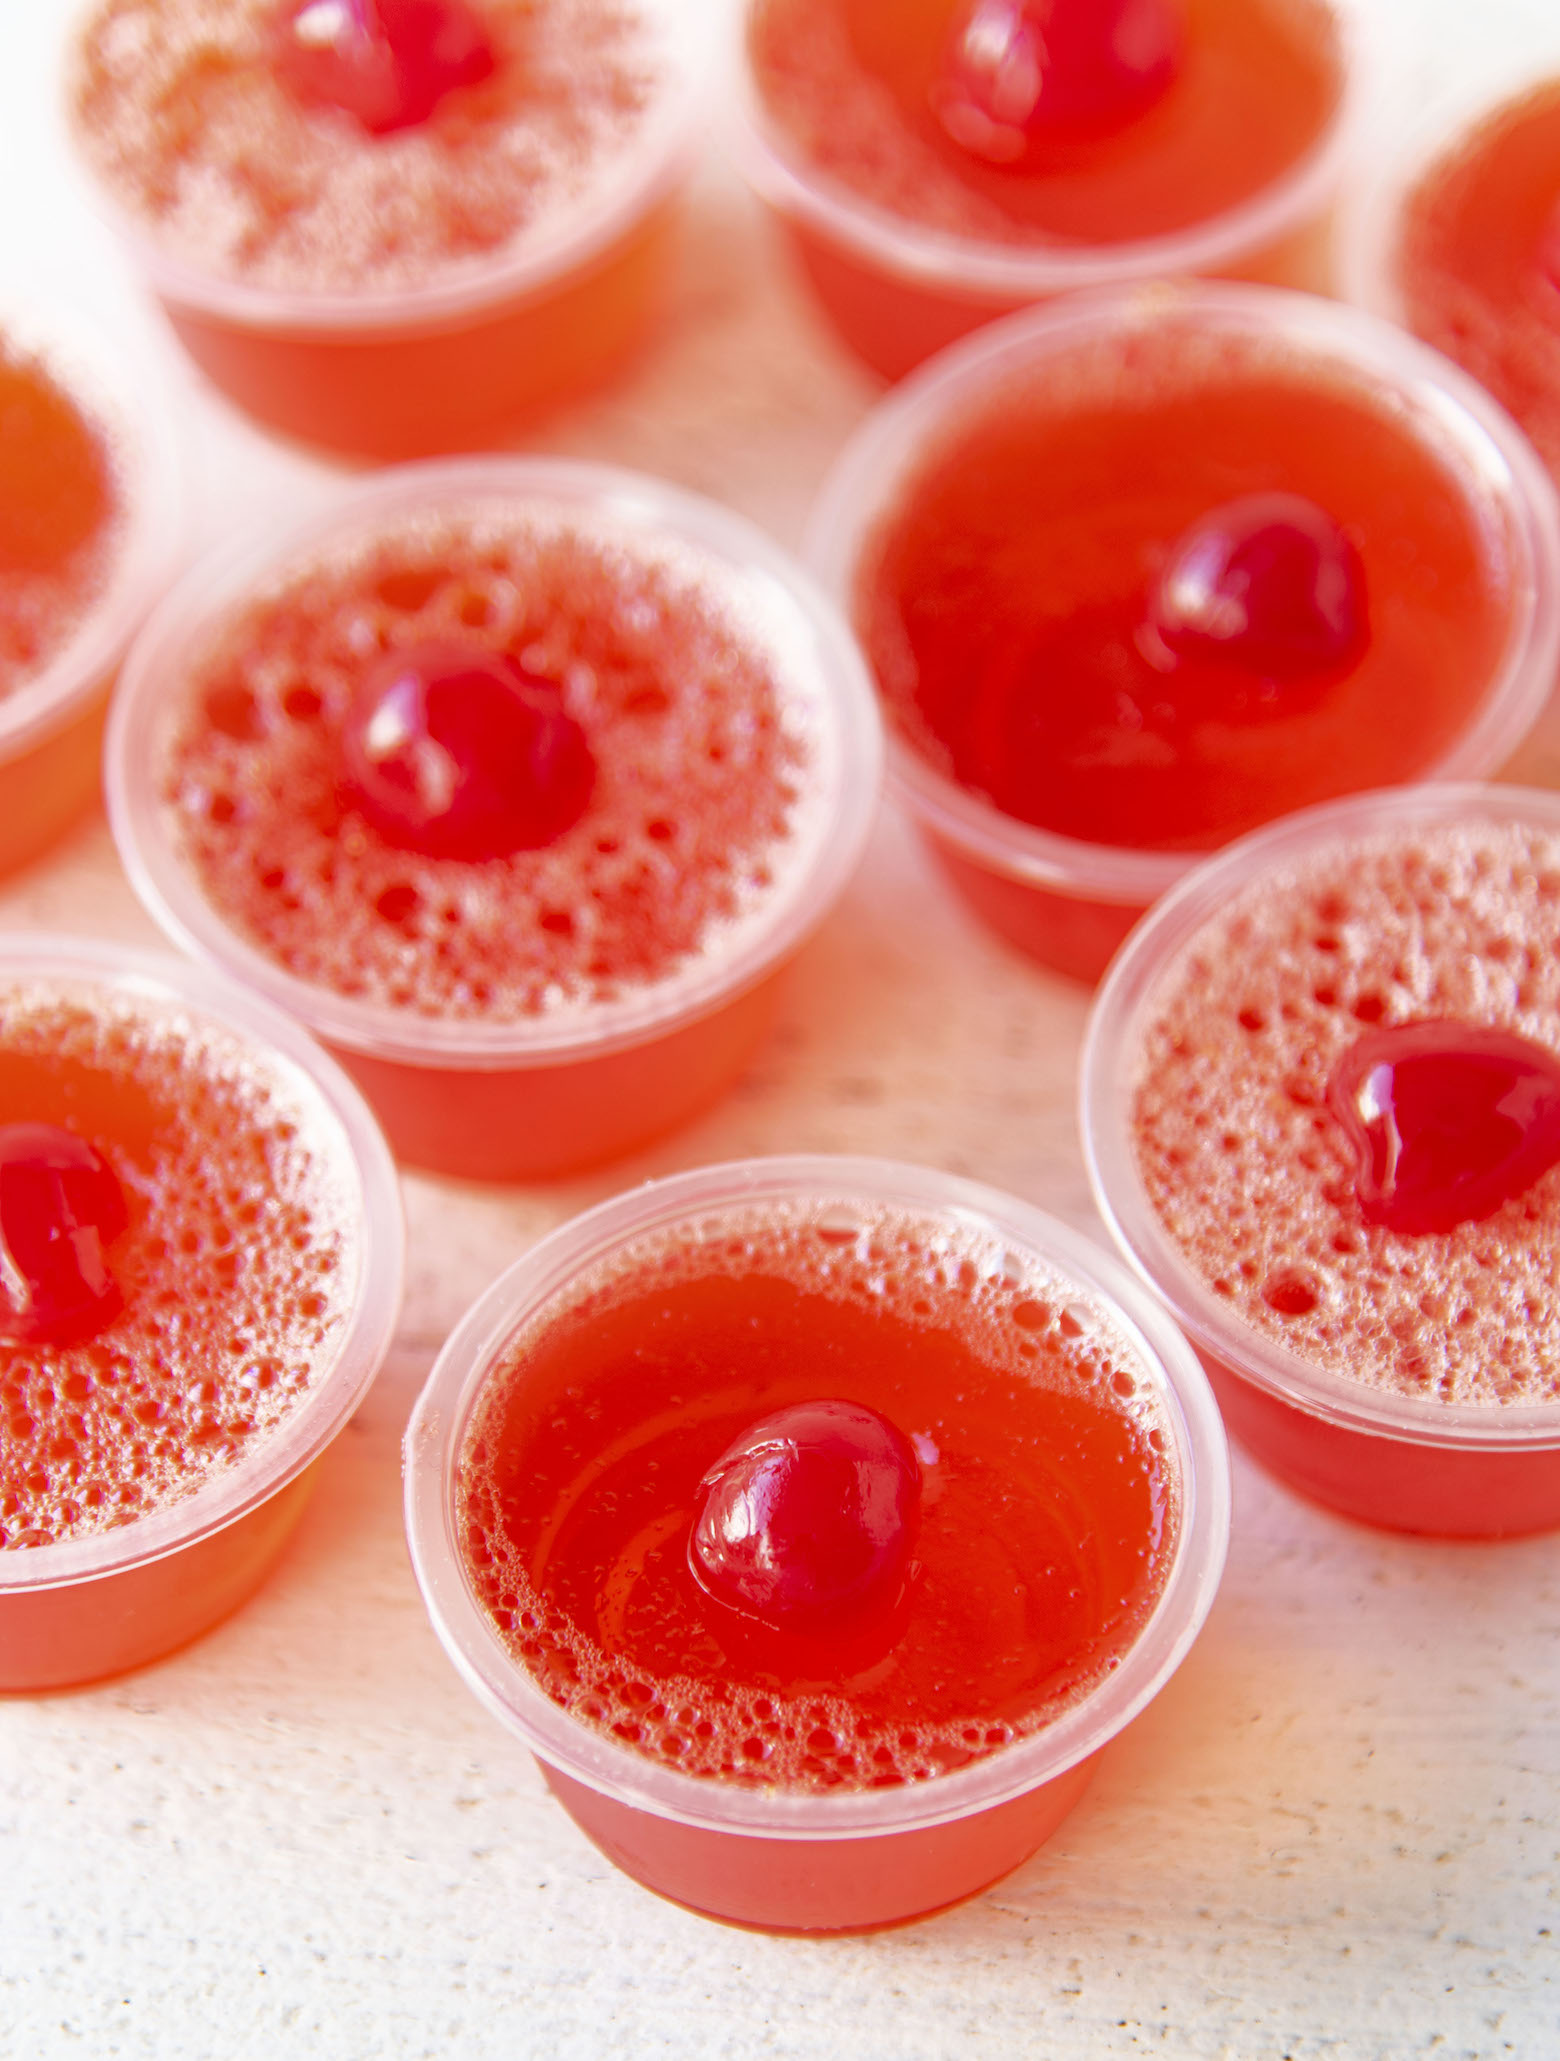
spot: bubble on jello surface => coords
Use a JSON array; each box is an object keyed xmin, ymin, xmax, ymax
[
  {"xmin": 0, "ymin": 978, "xmax": 355, "ymax": 1551},
  {"xmin": 160, "ymin": 498, "xmax": 838, "ymax": 1025},
  {"xmin": 1131, "ymin": 818, "xmax": 1560, "ymax": 1405}
]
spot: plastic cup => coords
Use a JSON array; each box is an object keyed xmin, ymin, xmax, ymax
[
  {"xmin": 805, "ymin": 280, "xmax": 1560, "ymax": 985},
  {"xmin": 729, "ymin": 0, "xmax": 1367, "ymax": 381},
  {"xmin": 404, "ymin": 1153, "xmax": 1229, "ymax": 1934},
  {"xmin": 106, "ymin": 457, "xmax": 882, "ymax": 1181},
  {"xmin": 64, "ymin": 0, "xmax": 710, "ymax": 459},
  {"xmin": 1342, "ymin": 51, "xmax": 1560, "ymax": 493},
  {"xmin": 0, "ymin": 934, "xmax": 403, "ymax": 1692},
  {"xmin": 1082, "ymin": 782, "xmax": 1560, "ymax": 1539},
  {"xmin": 0, "ymin": 299, "xmax": 180, "ymax": 878}
]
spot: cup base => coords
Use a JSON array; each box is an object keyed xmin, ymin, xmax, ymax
[
  {"xmin": 539, "ymin": 1752, "xmax": 1099, "ymax": 1933},
  {"xmin": 159, "ymin": 204, "xmax": 678, "ymax": 460}
]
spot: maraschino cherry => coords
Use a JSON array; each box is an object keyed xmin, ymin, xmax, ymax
[
  {"xmin": 271, "ymin": 0, "xmax": 496, "ymax": 136},
  {"xmin": 342, "ymin": 641, "xmax": 595, "ymax": 861},
  {"xmin": 932, "ymin": 0, "xmax": 1182, "ymax": 165},
  {"xmin": 1149, "ymin": 492, "xmax": 1368, "ymax": 683},
  {"xmin": 688, "ymin": 1400, "xmax": 922, "ymax": 1650},
  {"xmin": 1326, "ymin": 1020, "xmax": 1560, "ymax": 1235},
  {"xmin": 1537, "ymin": 197, "xmax": 1560, "ymax": 298},
  {"xmin": 0, "ymin": 1123, "xmax": 128, "ymax": 1346}
]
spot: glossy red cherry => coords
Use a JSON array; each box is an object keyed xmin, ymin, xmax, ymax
[
  {"xmin": 270, "ymin": 0, "xmax": 495, "ymax": 136},
  {"xmin": 932, "ymin": 0, "xmax": 1182, "ymax": 164},
  {"xmin": 688, "ymin": 1400, "xmax": 922, "ymax": 1646},
  {"xmin": 1149, "ymin": 493, "xmax": 1368, "ymax": 682},
  {"xmin": 1326, "ymin": 1020, "xmax": 1560, "ymax": 1235},
  {"xmin": 342, "ymin": 641, "xmax": 595, "ymax": 860},
  {"xmin": 0, "ymin": 1123, "xmax": 128, "ymax": 1346}
]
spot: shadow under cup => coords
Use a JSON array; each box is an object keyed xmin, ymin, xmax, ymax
[{"xmin": 403, "ymin": 1155, "xmax": 1230, "ymax": 1932}]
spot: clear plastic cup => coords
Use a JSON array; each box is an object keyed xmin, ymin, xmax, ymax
[
  {"xmin": 64, "ymin": 0, "xmax": 710, "ymax": 459},
  {"xmin": 805, "ymin": 280, "xmax": 1560, "ymax": 985},
  {"xmin": 729, "ymin": 0, "xmax": 1368, "ymax": 380},
  {"xmin": 1342, "ymin": 51, "xmax": 1560, "ymax": 494},
  {"xmin": 0, "ymin": 299, "xmax": 181, "ymax": 877},
  {"xmin": 106, "ymin": 456, "xmax": 882, "ymax": 1181},
  {"xmin": 1083, "ymin": 782, "xmax": 1560, "ymax": 1539},
  {"xmin": 0, "ymin": 933, "xmax": 403, "ymax": 1691},
  {"xmin": 403, "ymin": 1153, "xmax": 1229, "ymax": 1934}
]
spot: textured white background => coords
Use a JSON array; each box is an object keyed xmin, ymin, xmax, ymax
[{"xmin": 4, "ymin": 2, "xmax": 1560, "ymax": 2055}]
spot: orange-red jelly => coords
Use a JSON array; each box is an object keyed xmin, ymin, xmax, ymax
[
  {"xmin": 457, "ymin": 1211, "xmax": 1175, "ymax": 1792},
  {"xmin": 1395, "ymin": 79, "xmax": 1560, "ymax": 485},
  {"xmin": 0, "ymin": 340, "xmax": 121, "ymax": 699},
  {"xmin": 855, "ymin": 337, "xmax": 1509, "ymax": 854},
  {"xmin": 750, "ymin": 0, "xmax": 1342, "ymax": 250},
  {"xmin": 0, "ymin": 984, "xmax": 350, "ymax": 1552}
]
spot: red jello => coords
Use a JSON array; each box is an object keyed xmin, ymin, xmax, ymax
[
  {"xmin": 0, "ymin": 936, "xmax": 401, "ymax": 1690},
  {"xmin": 404, "ymin": 1158, "xmax": 1229, "ymax": 1931},
  {"xmin": 107, "ymin": 459, "xmax": 880, "ymax": 1178},
  {"xmin": 736, "ymin": 0, "xmax": 1357, "ymax": 378},
  {"xmin": 1386, "ymin": 77, "xmax": 1560, "ymax": 489},
  {"xmin": 67, "ymin": 0, "xmax": 703, "ymax": 455},
  {"xmin": 0, "ymin": 309, "xmax": 179, "ymax": 877},
  {"xmin": 807, "ymin": 284, "xmax": 1560, "ymax": 982},
  {"xmin": 1083, "ymin": 784, "xmax": 1560, "ymax": 1537}
]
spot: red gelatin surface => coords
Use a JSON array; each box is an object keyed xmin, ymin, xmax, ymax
[
  {"xmin": 1130, "ymin": 818, "xmax": 1560, "ymax": 1406},
  {"xmin": 1396, "ymin": 79, "xmax": 1560, "ymax": 485},
  {"xmin": 157, "ymin": 506, "xmax": 816, "ymax": 1022},
  {"xmin": 855, "ymin": 330, "xmax": 1509, "ymax": 854},
  {"xmin": 457, "ymin": 1209, "xmax": 1176, "ymax": 1792},
  {"xmin": 750, "ymin": 0, "xmax": 1341, "ymax": 248},
  {"xmin": 72, "ymin": 0, "xmax": 667, "ymax": 296},
  {"xmin": 0, "ymin": 338, "xmax": 123, "ymax": 699},
  {"xmin": 0, "ymin": 980, "xmax": 352, "ymax": 1551}
]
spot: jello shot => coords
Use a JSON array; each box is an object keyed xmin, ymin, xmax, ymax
[
  {"xmin": 1352, "ymin": 64, "xmax": 1560, "ymax": 493},
  {"xmin": 404, "ymin": 1155, "xmax": 1229, "ymax": 1932},
  {"xmin": 807, "ymin": 282, "xmax": 1560, "ymax": 984},
  {"xmin": 0, "ymin": 301, "xmax": 179, "ymax": 877},
  {"xmin": 1083, "ymin": 783, "xmax": 1560, "ymax": 1539},
  {"xmin": 0, "ymin": 934, "xmax": 402, "ymax": 1692},
  {"xmin": 66, "ymin": 0, "xmax": 707, "ymax": 457},
  {"xmin": 107, "ymin": 458, "xmax": 880, "ymax": 1181},
  {"xmin": 733, "ymin": 0, "xmax": 1363, "ymax": 378}
]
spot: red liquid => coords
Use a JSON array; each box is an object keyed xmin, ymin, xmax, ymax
[
  {"xmin": 857, "ymin": 335, "xmax": 1510, "ymax": 856},
  {"xmin": 1126, "ymin": 817, "xmax": 1560, "ymax": 1531},
  {"xmin": 162, "ymin": 511, "xmax": 809, "ymax": 1022},
  {"xmin": 0, "ymin": 984, "xmax": 351, "ymax": 1555},
  {"xmin": 753, "ymin": 0, "xmax": 1339, "ymax": 247},
  {"xmin": 748, "ymin": 0, "xmax": 1343, "ymax": 375},
  {"xmin": 458, "ymin": 1212, "xmax": 1175, "ymax": 1793},
  {"xmin": 0, "ymin": 341, "xmax": 121, "ymax": 701},
  {"xmin": 1396, "ymin": 80, "xmax": 1560, "ymax": 486}
]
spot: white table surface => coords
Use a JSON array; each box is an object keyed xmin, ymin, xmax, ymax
[{"xmin": 4, "ymin": 3, "xmax": 1560, "ymax": 2056}]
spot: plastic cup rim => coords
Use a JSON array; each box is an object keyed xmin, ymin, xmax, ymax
[
  {"xmin": 63, "ymin": 0, "xmax": 714, "ymax": 336},
  {"xmin": 105, "ymin": 453, "xmax": 884, "ymax": 1071},
  {"xmin": 0, "ymin": 297, "xmax": 184, "ymax": 760},
  {"xmin": 803, "ymin": 277, "xmax": 1560, "ymax": 907},
  {"xmin": 726, "ymin": 0, "xmax": 1371, "ymax": 301},
  {"xmin": 0, "ymin": 932, "xmax": 404, "ymax": 1595},
  {"xmin": 402, "ymin": 1151, "xmax": 1231, "ymax": 1842},
  {"xmin": 1081, "ymin": 781, "xmax": 1560, "ymax": 1454}
]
